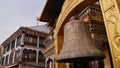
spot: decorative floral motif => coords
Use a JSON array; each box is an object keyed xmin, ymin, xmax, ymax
[
  {"xmin": 103, "ymin": 6, "xmax": 120, "ymax": 52},
  {"xmin": 100, "ymin": 0, "xmax": 120, "ymax": 67}
]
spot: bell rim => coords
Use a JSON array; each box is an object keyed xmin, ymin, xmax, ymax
[{"xmin": 56, "ymin": 55, "xmax": 105, "ymax": 63}]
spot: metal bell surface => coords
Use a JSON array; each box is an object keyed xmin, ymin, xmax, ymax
[{"xmin": 56, "ymin": 18, "xmax": 105, "ymax": 62}]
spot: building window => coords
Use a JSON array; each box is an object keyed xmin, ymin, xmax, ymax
[
  {"xmin": 11, "ymin": 40, "xmax": 15, "ymax": 49},
  {"xmin": 9, "ymin": 54, "xmax": 13, "ymax": 64},
  {"xmin": 5, "ymin": 55, "xmax": 8, "ymax": 65},
  {"xmin": 39, "ymin": 38, "xmax": 43, "ymax": 44},
  {"xmin": 6, "ymin": 44, "xmax": 10, "ymax": 52},
  {"xmin": 29, "ymin": 53, "xmax": 32, "ymax": 58},
  {"xmin": 3, "ymin": 46, "xmax": 6, "ymax": 54},
  {"xmin": 29, "ymin": 37, "xmax": 33, "ymax": 43},
  {"xmin": 1, "ymin": 57, "xmax": 4, "ymax": 65},
  {"xmin": 24, "ymin": 34, "xmax": 37, "ymax": 46},
  {"xmin": 17, "ymin": 36, "xmax": 21, "ymax": 46},
  {"xmin": 22, "ymin": 49, "xmax": 36, "ymax": 62}
]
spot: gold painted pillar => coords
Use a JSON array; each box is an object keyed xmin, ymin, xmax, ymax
[
  {"xmin": 55, "ymin": 35, "xmax": 66, "ymax": 68},
  {"xmin": 100, "ymin": 0, "xmax": 120, "ymax": 68}
]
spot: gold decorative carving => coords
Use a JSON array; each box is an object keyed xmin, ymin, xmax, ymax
[
  {"xmin": 113, "ymin": 21, "xmax": 120, "ymax": 52},
  {"xmin": 99, "ymin": 0, "xmax": 120, "ymax": 53},
  {"xmin": 100, "ymin": 0, "xmax": 120, "ymax": 68},
  {"xmin": 101, "ymin": 0, "xmax": 114, "ymax": 11},
  {"xmin": 61, "ymin": 0, "xmax": 72, "ymax": 12},
  {"xmin": 115, "ymin": 57, "xmax": 120, "ymax": 67},
  {"xmin": 104, "ymin": 6, "xmax": 120, "ymax": 52}
]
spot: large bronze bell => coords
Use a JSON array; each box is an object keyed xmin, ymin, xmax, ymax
[{"xmin": 56, "ymin": 17, "xmax": 105, "ymax": 62}]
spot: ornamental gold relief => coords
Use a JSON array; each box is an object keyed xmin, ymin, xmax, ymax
[
  {"xmin": 61, "ymin": 0, "xmax": 72, "ymax": 12},
  {"xmin": 104, "ymin": 6, "xmax": 117, "ymax": 36},
  {"xmin": 113, "ymin": 19, "xmax": 120, "ymax": 52},
  {"xmin": 100, "ymin": 0, "xmax": 120, "ymax": 51},
  {"xmin": 101, "ymin": 0, "xmax": 113, "ymax": 11},
  {"xmin": 104, "ymin": 6, "xmax": 120, "ymax": 52},
  {"xmin": 115, "ymin": 56, "xmax": 120, "ymax": 67},
  {"xmin": 61, "ymin": 0, "xmax": 82, "ymax": 13},
  {"xmin": 100, "ymin": 0, "xmax": 120, "ymax": 67}
]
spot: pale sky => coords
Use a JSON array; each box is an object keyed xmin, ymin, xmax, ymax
[{"xmin": 0, "ymin": 0, "xmax": 47, "ymax": 44}]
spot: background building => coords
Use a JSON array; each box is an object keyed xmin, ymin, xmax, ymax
[
  {"xmin": 0, "ymin": 46, "xmax": 3, "ymax": 68},
  {"xmin": 1, "ymin": 25, "xmax": 49, "ymax": 68}
]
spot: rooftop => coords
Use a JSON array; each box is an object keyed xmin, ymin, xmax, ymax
[
  {"xmin": 29, "ymin": 25, "xmax": 50, "ymax": 34},
  {"xmin": 38, "ymin": 0, "xmax": 65, "ymax": 27},
  {"xmin": 1, "ymin": 24, "xmax": 49, "ymax": 46}
]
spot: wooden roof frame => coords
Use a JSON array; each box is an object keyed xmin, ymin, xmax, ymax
[{"xmin": 38, "ymin": 0, "xmax": 64, "ymax": 27}]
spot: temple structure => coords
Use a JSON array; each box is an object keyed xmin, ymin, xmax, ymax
[
  {"xmin": 38, "ymin": 0, "xmax": 120, "ymax": 68},
  {"xmin": 1, "ymin": 25, "xmax": 49, "ymax": 68}
]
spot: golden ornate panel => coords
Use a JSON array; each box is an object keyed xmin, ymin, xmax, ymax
[
  {"xmin": 100, "ymin": 0, "xmax": 120, "ymax": 68},
  {"xmin": 101, "ymin": 0, "xmax": 114, "ymax": 11}
]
